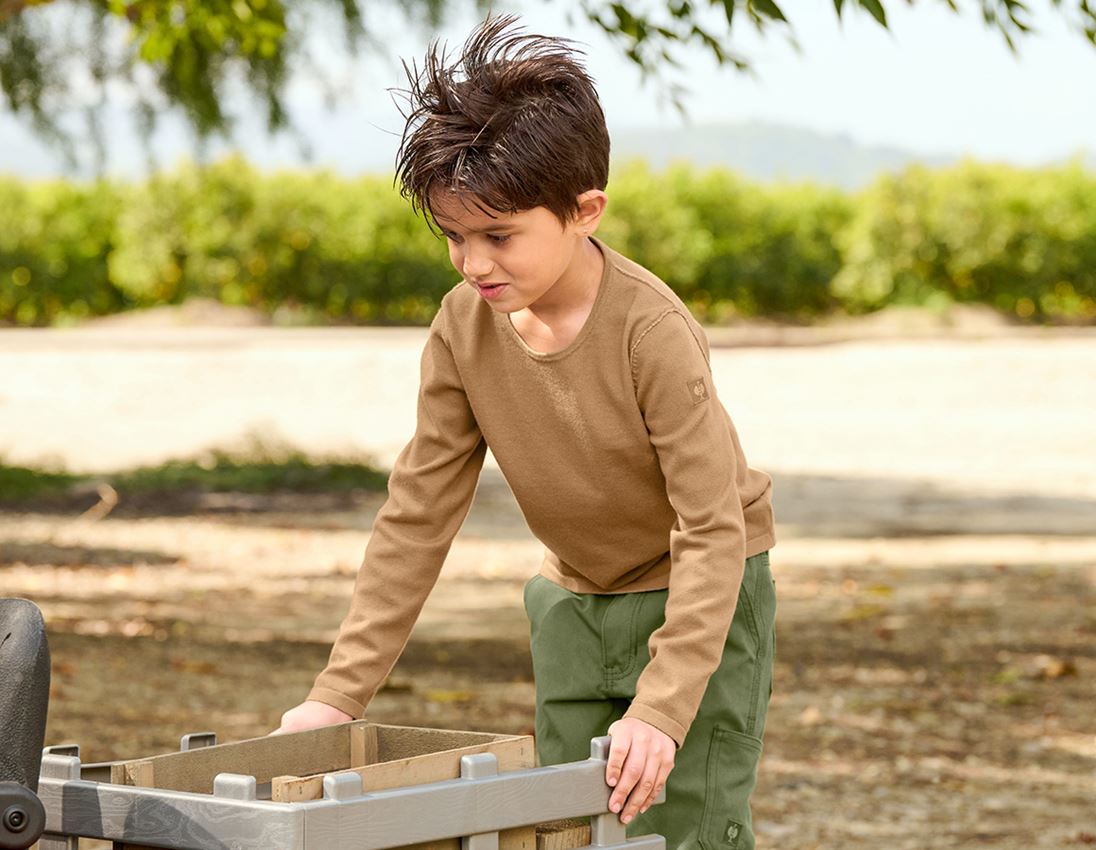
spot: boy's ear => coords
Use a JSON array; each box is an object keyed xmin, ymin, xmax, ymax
[{"xmin": 573, "ymin": 189, "xmax": 608, "ymax": 235}]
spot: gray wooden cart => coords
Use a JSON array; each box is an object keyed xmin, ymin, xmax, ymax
[
  {"xmin": 0, "ymin": 598, "xmax": 665, "ymax": 850},
  {"xmin": 33, "ymin": 728, "xmax": 664, "ymax": 850}
]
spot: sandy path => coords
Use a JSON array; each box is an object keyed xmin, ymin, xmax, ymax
[
  {"xmin": 4, "ymin": 325, "xmax": 1095, "ymax": 570},
  {"xmin": 2, "ymin": 325, "xmax": 1094, "ymax": 497}
]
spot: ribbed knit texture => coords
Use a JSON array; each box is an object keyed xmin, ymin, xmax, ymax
[{"xmin": 309, "ymin": 236, "xmax": 776, "ymax": 748}]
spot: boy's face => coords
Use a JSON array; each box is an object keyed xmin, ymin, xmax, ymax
[{"xmin": 429, "ymin": 189, "xmax": 605, "ymax": 314}]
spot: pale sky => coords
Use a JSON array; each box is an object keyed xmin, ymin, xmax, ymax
[{"xmin": 1, "ymin": 0, "xmax": 1094, "ymax": 177}]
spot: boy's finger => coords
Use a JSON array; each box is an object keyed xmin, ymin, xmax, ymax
[
  {"xmin": 609, "ymin": 741, "xmax": 647, "ymax": 814},
  {"xmin": 622, "ymin": 754, "xmax": 660, "ymax": 822},
  {"xmin": 605, "ymin": 732, "xmax": 630, "ymax": 786},
  {"xmin": 626, "ymin": 749, "xmax": 657, "ymax": 823},
  {"xmin": 638, "ymin": 761, "xmax": 672, "ymax": 813}
]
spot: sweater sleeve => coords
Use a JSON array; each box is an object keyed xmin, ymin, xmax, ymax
[
  {"xmin": 621, "ymin": 308, "xmax": 749, "ymax": 749},
  {"xmin": 307, "ymin": 305, "xmax": 487, "ymax": 718}
]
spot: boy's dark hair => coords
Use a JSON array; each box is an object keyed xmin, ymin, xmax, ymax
[{"xmin": 391, "ymin": 13, "xmax": 610, "ymax": 232}]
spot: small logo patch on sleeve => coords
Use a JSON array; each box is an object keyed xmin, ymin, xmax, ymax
[{"xmin": 687, "ymin": 376, "xmax": 710, "ymax": 405}]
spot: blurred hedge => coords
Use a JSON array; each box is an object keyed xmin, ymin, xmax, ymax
[{"xmin": 2, "ymin": 154, "xmax": 1094, "ymax": 326}]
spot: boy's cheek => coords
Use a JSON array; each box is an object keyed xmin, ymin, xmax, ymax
[{"xmin": 447, "ymin": 246, "xmax": 462, "ymax": 273}]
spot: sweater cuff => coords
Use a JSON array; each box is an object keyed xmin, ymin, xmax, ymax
[
  {"xmin": 621, "ymin": 702, "xmax": 687, "ymax": 751},
  {"xmin": 307, "ymin": 686, "xmax": 367, "ymax": 719}
]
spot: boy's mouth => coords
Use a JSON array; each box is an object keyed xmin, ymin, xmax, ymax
[{"xmin": 475, "ymin": 282, "xmax": 508, "ymax": 298}]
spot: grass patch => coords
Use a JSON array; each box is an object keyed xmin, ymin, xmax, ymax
[
  {"xmin": 110, "ymin": 449, "xmax": 388, "ymax": 495},
  {"xmin": 0, "ymin": 463, "xmax": 83, "ymax": 501},
  {"xmin": 0, "ymin": 440, "xmax": 388, "ymax": 505}
]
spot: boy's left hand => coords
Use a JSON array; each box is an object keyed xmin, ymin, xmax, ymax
[{"xmin": 604, "ymin": 717, "xmax": 676, "ymax": 824}]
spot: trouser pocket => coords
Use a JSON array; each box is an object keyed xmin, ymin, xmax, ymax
[
  {"xmin": 732, "ymin": 551, "xmax": 776, "ymax": 738},
  {"xmin": 699, "ymin": 726, "xmax": 763, "ymax": 850}
]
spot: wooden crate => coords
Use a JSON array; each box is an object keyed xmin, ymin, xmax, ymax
[{"xmin": 111, "ymin": 721, "xmax": 536, "ymax": 850}]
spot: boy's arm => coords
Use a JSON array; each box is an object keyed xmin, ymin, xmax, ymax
[
  {"xmin": 307, "ymin": 306, "xmax": 487, "ymax": 718},
  {"xmin": 623, "ymin": 308, "xmax": 750, "ymax": 749}
]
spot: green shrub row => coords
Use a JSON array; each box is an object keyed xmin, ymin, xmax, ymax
[
  {"xmin": 0, "ymin": 437, "xmax": 387, "ymax": 504},
  {"xmin": 2, "ymin": 155, "xmax": 1094, "ymax": 326}
]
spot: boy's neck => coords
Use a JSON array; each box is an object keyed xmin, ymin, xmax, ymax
[
  {"xmin": 505, "ymin": 237, "xmax": 605, "ymax": 355},
  {"xmin": 523, "ymin": 236, "xmax": 604, "ymax": 324}
]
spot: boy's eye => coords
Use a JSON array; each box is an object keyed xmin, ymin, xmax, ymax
[{"xmin": 443, "ymin": 232, "xmax": 510, "ymax": 245}]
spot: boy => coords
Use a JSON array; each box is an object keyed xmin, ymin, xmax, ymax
[{"xmin": 275, "ymin": 14, "xmax": 778, "ymax": 850}]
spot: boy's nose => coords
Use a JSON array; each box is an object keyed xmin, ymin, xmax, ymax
[{"xmin": 462, "ymin": 250, "xmax": 494, "ymax": 279}]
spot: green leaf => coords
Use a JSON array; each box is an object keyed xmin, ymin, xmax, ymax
[
  {"xmin": 858, "ymin": 0, "xmax": 888, "ymax": 27},
  {"xmin": 719, "ymin": 0, "xmax": 734, "ymax": 27},
  {"xmin": 670, "ymin": 0, "xmax": 693, "ymax": 20},
  {"xmin": 752, "ymin": 0, "xmax": 787, "ymax": 22}
]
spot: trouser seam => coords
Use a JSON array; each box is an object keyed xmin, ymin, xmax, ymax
[
  {"xmin": 602, "ymin": 593, "xmax": 642, "ymax": 685},
  {"xmin": 742, "ymin": 561, "xmax": 764, "ymax": 738}
]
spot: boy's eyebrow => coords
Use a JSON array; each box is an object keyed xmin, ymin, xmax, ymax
[{"xmin": 437, "ymin": 223, "xmax": 517, "ymax": 234}]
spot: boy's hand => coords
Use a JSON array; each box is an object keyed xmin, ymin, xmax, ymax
[
  {"xmin": 604, "ymin": 717, "xmax": 675, "ymax": 824},
  {"xmin": 269, "ymin": 700, "xmax": 353, "ymax": 735}
]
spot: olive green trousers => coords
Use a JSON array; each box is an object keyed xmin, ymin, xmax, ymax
[{"xmin": 522, "ymin": 550, "xmax": 776, "ymax": 850}]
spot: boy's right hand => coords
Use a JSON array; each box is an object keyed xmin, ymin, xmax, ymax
[{"xmin": 269, "ymin": 700, "xmax": 354, "ymax": 735}]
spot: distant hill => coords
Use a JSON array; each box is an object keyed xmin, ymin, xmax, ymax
[
  {"xmin": 609, "ymin": 120, "xmax": 1095, "ymax": 190},
  {"xmin": 609, "ymin": 120, "xmax": 958, "ymax": 191}
]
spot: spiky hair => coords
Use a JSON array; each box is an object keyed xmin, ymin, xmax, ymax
[{"xmin": 391, "ymin": 13, "xmax": 610, "ymax": 232}]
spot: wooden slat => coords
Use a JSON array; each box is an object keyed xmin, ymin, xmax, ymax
[
  {"xmin": 112, "ymin": 721, "xmax": 359, "ymax": 793},
  {"xmin": 270, "ymin": 772, "xmax": 309, "ymax": 802},
  {"xmin": 535, "ymin": 819, "xmax": 592, "ymax": 850},
  {"xmin": 363, "ymin": 735, "xmax": 533, "ymax": 791},
  {"xmin": 110, "ymin": 758, "xmax": 154, "ymax": 788},
  {"xmin": 372, "ymin": 723, "xmax": 508, "ymax": 762},
  {"xmin": 270, "ymin": 733, "xmax": 533, "ymax": 802},
  {"xmin": 501, "ymin": 828, "xmax": 536, "ymax": 850},
  {"xmin": 350, "ymin": 723, "xmax": 380, "ymax": 767},
  {"xmin": 403, "ymin": 824, "xmax": 536, "ymax": 850}
]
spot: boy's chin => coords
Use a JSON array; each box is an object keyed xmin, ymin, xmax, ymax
[{"xmin": 487, "ymin": 302, "xmax": 521, "ymax": 314}]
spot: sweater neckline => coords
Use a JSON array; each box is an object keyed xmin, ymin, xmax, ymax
[{"xmin": 500, "ymin": 236, "xmax": 612, "ymax": 362}]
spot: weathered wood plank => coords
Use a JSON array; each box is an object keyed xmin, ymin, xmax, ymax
[
  {"xmin": 270, "ymin": 734, "xmax": 532, "ymax": 803},
  {"xmin": 271, "ymin": 773, "xmax": 309, "ymax": 802},
  {"xmin": 371, "ymin": 724, "xmax": 508, "ymax": 762},
  {"xmin": 535, "ymin": 819, "xmax": 592, "ymax": 850},
  {"xmin": 110, "ymin": 758, "xmax": 154, "ymax": 788},
  {"xmin": 350, "ymin": 723, "xmax": 380, "ymax": 768},
  {"xmin": 395, "ymin": 825, "xmax": 535, "ymax": 850},
  {"xmin": 113, "ymin": 722, "xmax": 358, "ymax": 793}
]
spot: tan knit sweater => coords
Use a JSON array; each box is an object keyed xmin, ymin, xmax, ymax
[{"xmin": 309, "ymin": 236, "xmax": 776, "ymax": 748}]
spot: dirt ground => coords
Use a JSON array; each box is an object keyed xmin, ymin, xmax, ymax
[{"xmin": 2, "ymin": 309, "xmax": 1095, "ymax": 849}]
